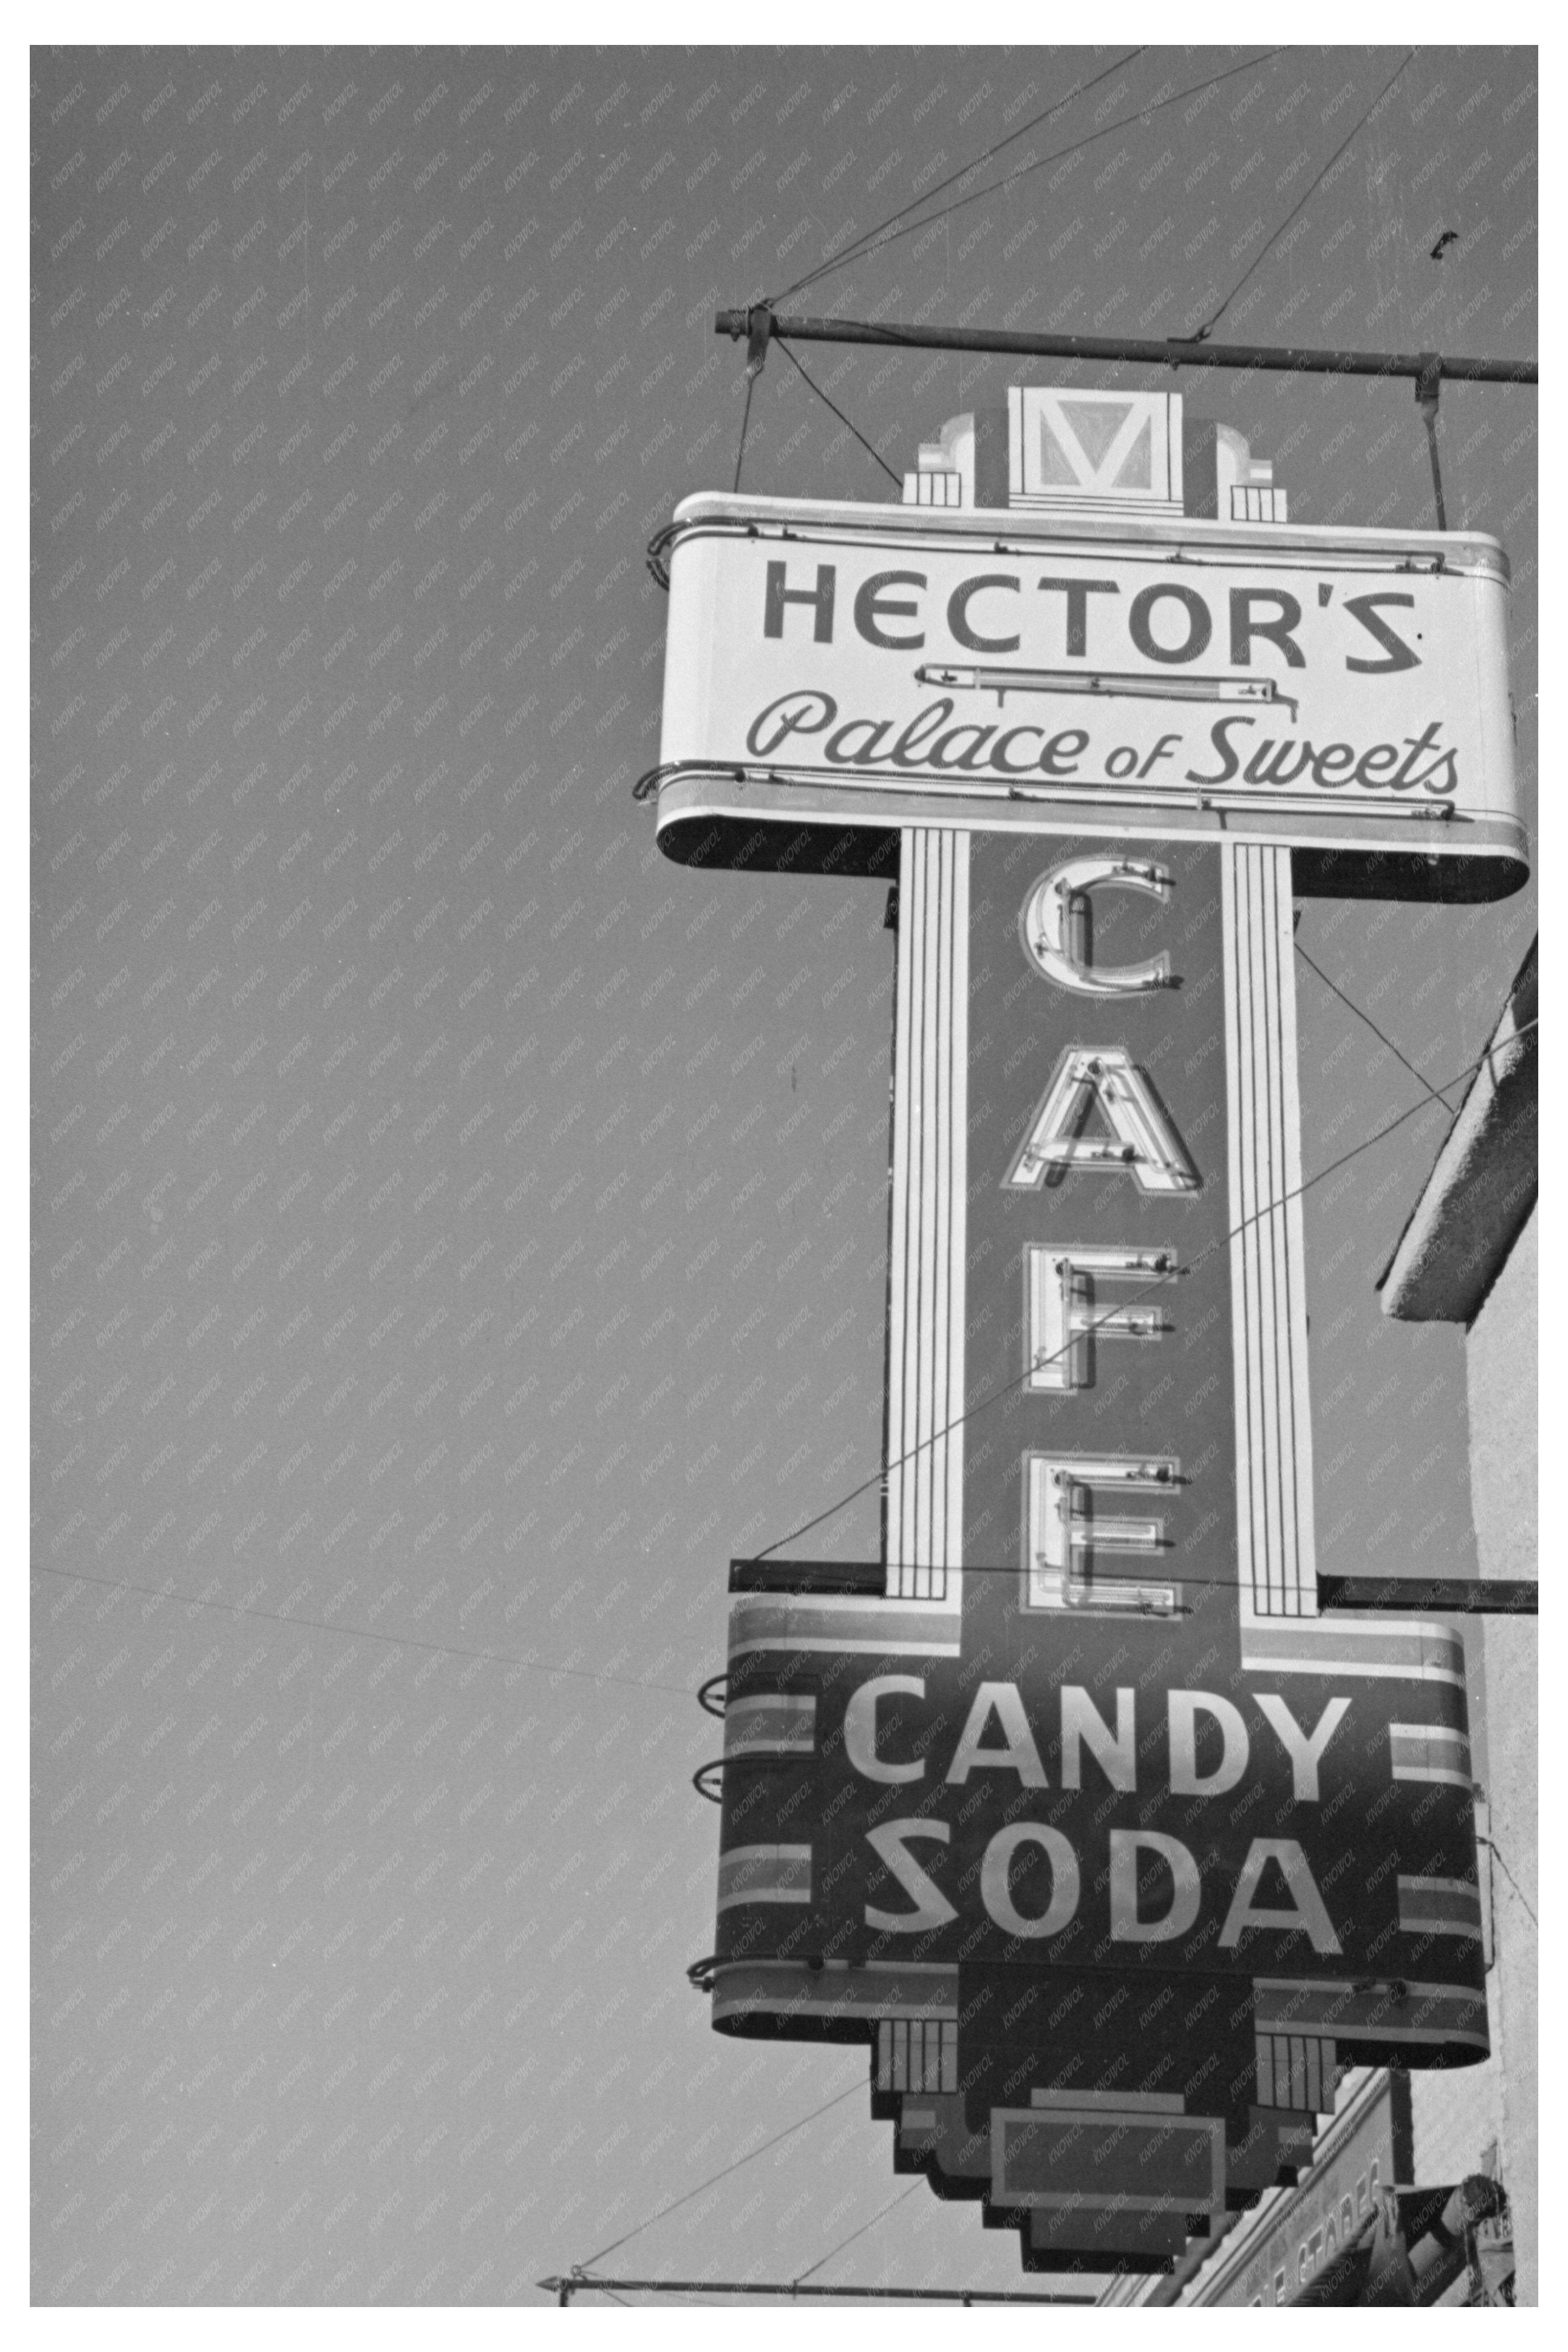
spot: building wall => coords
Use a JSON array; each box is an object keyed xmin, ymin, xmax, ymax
[
  {"xmin": 1468, "ymin": 1207, "xmax": 1538, "ymax": 1583},
  {"xmin": 1408, "ymin": 2027, "xmax": 1503, "ymax": 2199},
  {"xmin": 1470, "ymin": 1206, "xmax": 1538, "ymax": 2305},
  {"xmin": 1202, "ymin": 1203, "xmax": 1537, "ymax": 2306},
  {"xmin": 1409, "ymin": 1206, "xmax": 1536, "ymax": 2301}
]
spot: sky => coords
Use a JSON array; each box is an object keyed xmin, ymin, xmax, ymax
[{"xmin": 31, "ymin": 38, "xmax": 1536, "ymax": 2312}]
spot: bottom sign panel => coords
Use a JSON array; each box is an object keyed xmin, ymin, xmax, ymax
[{"xmin": 706, "ymin": 1577, "xmax": 1486, "ymax": 2271}]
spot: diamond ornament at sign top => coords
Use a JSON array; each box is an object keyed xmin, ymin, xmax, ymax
[{"xmin": 1019, "ymin": 388, "xmax": 1180, "ymax": 506}]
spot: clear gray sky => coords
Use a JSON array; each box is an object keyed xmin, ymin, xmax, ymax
[{"xmin": 32, "ymin": 38, "xmax": 1535, "ymax": 2309}]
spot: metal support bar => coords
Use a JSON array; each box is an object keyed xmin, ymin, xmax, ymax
[
  {"xmin": 744, "ymin": 304, "xmax": 774, "ymax": 378},
  {"xmin": 1318, "ymin": 1575, "xmax": 1536, "ymax": 1615},
  {"xmin": 539, "ymin": 2273, "xmax": 1099, "ymax": 2305},
  {"xmin": 715, "ymin": 309, "xmax": 1537, "ymax": 387},
  {"xmin": 732, "ymin": 305, "xmax": 775, "ymax": 494},
  {"xmin": 729, "ymin": 1555, "xmax": 885, "ymax": 1594},
  {"xmin": 726, "ymin": 1566, "xmax": 1537, "ymax": 1609},
  {"xmin": 1416, "ymin": 352, "xmax": 1448, "ymax": 529}
]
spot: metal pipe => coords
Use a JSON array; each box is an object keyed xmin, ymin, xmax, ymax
[
  {"xmin": 732, "ymin": 1558, "xmax": 1532, "ymax": 1590},
  {"xmin": 540, "ymin": 2273, "xmax": 1100, "ymax": 2305},
  {"xmin": 715, "ymin": 309, "xmax": 1538, "ymax": 387},
  {"xmin": 1318, "ymin": 1575, "xmax": 1537, "ymax": 1614}
]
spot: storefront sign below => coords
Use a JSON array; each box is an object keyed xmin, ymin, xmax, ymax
[{"xmin": 1187, "ymin": 2071, "xmax": 1413, "ymax": 2304}]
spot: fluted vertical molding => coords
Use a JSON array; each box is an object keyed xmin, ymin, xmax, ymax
[
  {"xmin": 885, "ymin": 830, "xmax": 969, "ymax": 1603},
  {"xmin": 1224, "ymin": 844, "xmax": 1318, "ymax": 1618}
]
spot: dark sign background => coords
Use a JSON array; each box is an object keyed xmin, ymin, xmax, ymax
[
  {"xmin": 963, "ymin": 833, "xmax": 1235, "ymax": 1584},
  {"xmin": 723, "ymin": 1575, "xmax": 1479, "ymax": 1987}
]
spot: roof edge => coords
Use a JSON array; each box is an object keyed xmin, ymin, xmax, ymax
[{"xmin": 1378, "ymin": 940, "xmax": 1537, "ymax": 1323}]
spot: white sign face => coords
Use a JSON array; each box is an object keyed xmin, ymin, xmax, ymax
[{"xmin": 654, "ymin": 493, "xmax": 1525, "ymax": 896}]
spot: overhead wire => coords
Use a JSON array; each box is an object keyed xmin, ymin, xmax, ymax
[
  {"xmin": 774, "ymin": 336, "xmax": 902, "ymax": 487},
  {"xmin": 1479, "ymin": 1838, "xmax": 1538, "ymax": 1929},
  {"xmin": 791, "ymin": 2183, "xmax": 925, "ymax": 2286},
  {"xmin": 1294, "ymin": 938, "xmax": 1459, "ymax": 1109},
  {"xmin": 30, "ymin": 1559, "xmax": 697, "ymax": 1700},
  {"xmin": 768, "ymin": 47, "xmax": 1148, "ymax": 307},
  {"xmin": 766, "ymin": 50, "xmax": 1287, "ymax": 315},
  {"xmin": 1187, "ymin": 49, "xmax": 1416, "ymax": 339},
  {"xmin": 747, "ymin": 1017, "xmax": 1536, "ymax": 1567},
  {"xmin": 573, "ymin": 2078, "xmax": 865, "ymax": 2272}
]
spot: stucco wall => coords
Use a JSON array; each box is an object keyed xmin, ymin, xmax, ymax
[
  {"xmin": 1408, "ymin": 1984, "xmax": 1503, "ymax": 2197},
  {"xmin": 1470, "ymin": 1206, "xmax": 1537, "ymax": 2304},
  {"xmin": 1468, "ymin": 1208, "xmax": 1538, "ymax": 1582}
]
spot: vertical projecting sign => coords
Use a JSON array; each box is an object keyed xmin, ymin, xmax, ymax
[{"xmin": 649, "ymin": 387, "xmax": 1516, "ymax": 2276}]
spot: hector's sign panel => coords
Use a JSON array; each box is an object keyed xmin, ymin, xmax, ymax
[{"xmin": 653, "ymin": 494, "xmax": 1525, "ymax": 899}]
